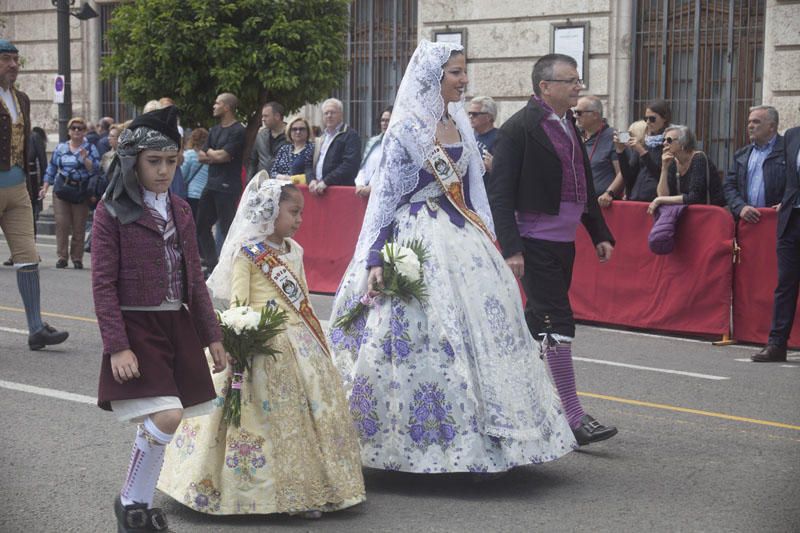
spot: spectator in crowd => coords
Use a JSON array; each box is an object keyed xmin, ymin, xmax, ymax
[
  {"xmin": 490, "ymin": 53, "xmax": 618, "ymax": 446},
  {"xmin": 85, "ymin": 120, "xmax": 99, "ymax": 146},
  {"xmin": 0, "ymin": 39, "xmax": 69, "ymax": 350},
  {"xmin": 247, "ymin": 101, "xmax": 287, "ymax": 180},
  {"xmin": 468, "ymin": 96, "xmax": 498, "ymax": 179},
  {"xmin": 615, "ymin": 99, "xmax": 672, "ymax": 202},
  {"xmin": 196, "ymin": 92, "xmax": 246, "ymax": 273},
  {"xmin": 307, "ymin": 97, "xmax": 360, "ymax": 195},
  {"xmin": 270, "ymin": 116, "xmax": 313, "ymax": 182},
  {"xmin": 575, "ymin": 95, "xmax": 623, "ymax": 208},
  {"xmin": 99, "ymin": 123, "xmax": 121, "ymax": 176},
  {"xmin": 180, "ymin": 127, "xmax": 209, "ymax": 220},
  {"xmin": 752, "ymin": 123, "xmax": 800, "ymax": 362},
  {"xmin": 143, "ymin": 99, "xmax": 161, "ymax": 114},
  {"xmin": 355, "ymin": 106, "xmax": 391, "ymax": 197},
  {"xmin": 40, "ymin": 116, "xmax": 100, "ymax": 270},
  {"xmin": 723, "ymin": 105, "xmax": 786, "ymax": 224},
  {"xmin": 646, "ymin": 124, "xmax": 725, "ymax": 215},
  {"xmin": 95, "ymin": 116, "xmax": 115, "ymax": 157}
]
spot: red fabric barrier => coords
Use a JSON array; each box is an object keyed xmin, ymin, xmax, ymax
[
  {"xmin": 293, "ymin": 186, "xmax": 367, "ymax": 294},
  {"xmin": 732, "ymin": 209, "xmax": 800, "ymax": 348},
  {"xmin": 570, "ymin": 202, "xmax": 734, "ymax": 336}
]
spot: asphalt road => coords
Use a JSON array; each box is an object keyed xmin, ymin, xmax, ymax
[{"xmin": 1, "ymin": 234, "xmax": 798, "ymax": 533}]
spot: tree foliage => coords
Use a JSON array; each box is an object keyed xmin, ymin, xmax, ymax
[{"xmin": 101, "ymin": 0, "xmax": 350, "ymax": 128}]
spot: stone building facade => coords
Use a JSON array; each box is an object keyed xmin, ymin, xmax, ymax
[{"xmin": 1, "ymin": 0, "xmax": 797, "ymax": 157}]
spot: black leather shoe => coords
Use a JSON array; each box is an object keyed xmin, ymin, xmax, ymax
[
  {"xmin": 73, "ymin": 261, "xmax": 83, "ymax": 270},
  {"xmin": 3, "ymin": 257, "xmax": 12, "ymax": 266},
  {"xmin": 147, "ymin": 508, "xmax": 171, "ymax": 531},
  {"xmin": 572, "ymin": 414, "xmax": 618, "ymax": 445},
  {"xmin": 751, "ymin": 344, "xmax": 787, "ymax": 363},
  {"xmin": 56, "ymin": 259, "xmax": 68, "ymax": 268},
  {"xmin": 28, "ymin": 323, "xmax": 69, "ymax": 351},
  {"xmin": 114, "ymin": 496, "xmax": 150, "ymax": 532}
]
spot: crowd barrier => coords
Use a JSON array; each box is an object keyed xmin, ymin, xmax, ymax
[
  {"xmin": 297, "ymin": 188, "xmax": 797, "ymax": 347},
  {"xmin": 732, "ymin": 209, "xmax": 800, "ymax": 348},
  {"xmin": 293, "ymin": 186, "xmax": 367, "ymax": 293},
  {"xmin": 570, "ymin": 202, "xmax": 735, "ymax": 337}
]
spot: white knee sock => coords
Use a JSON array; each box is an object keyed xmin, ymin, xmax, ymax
[{"xmin": 120, "ymin": 417, "xmax": 174, "ymax": 508}]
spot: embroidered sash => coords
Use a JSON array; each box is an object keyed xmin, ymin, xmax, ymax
[
  {"xmin": 241, "ymin": 242, "xmax": 330, "ymax": 357},
  {"xmin": 427, "ymin": 143, "xmax": 493, "ymax": 240}
]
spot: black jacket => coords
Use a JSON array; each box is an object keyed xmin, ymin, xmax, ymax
[
  {"xmin": 619, "ymin": 143, "xmax": 663, "ymax": 201},
  {"xmin": 779, "ymin": 127, "xmax": 800, "ymax": 239},
  {"xmin": 489, "ymin": 97, "xmax": 614, "ymax": 258},
  {"xmin": 723, "ymin": 134, "xmax": 786, "ymax": 217},
  {"xmin": 306, "ymin": 124, "xmax": 361, "ymax": 186}
]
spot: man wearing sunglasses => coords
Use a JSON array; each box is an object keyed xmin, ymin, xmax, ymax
[
  {"xmin": 468, "ymin": 96, "xmax": 498, "ymax": 182},
  {"xmin": 574, "ymin": 95, "xmax": 623, "ymax": 208},
  {"xmin": 489, "ymin": 54, "xmax": 617, "ymax": 446},
  {"xmin": 0, "ymin": 39, "xmax": 69, "ymax": 350}
]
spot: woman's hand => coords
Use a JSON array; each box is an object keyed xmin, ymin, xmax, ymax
[
  {"xmin": 629, "ymin": 138, "xmax": 647, "ymax": 156},
  {"xmin": 355, "ymin": 185, "xmax": 371, "ymax": 197},
  {"xmin": 367, "ymin": 266, "xmax": 384, "ymax": 298},
  {"xmin": 208, "ymin": 341, "xmax": 228, "ymax": 373},
  {"xmin": 612, "ymin": 132, "xmax": 626, "ymax": 153},
  {"xmin": 662, "ymin": 149, "xmax": 675, "ymax": 165},
  {"xmin": 110, "ymin": 349, "xmax": 141, "ymax": 384},
  {"xmin": 647, "ymin": 197, "xmax": 662, "ymax": 216}
]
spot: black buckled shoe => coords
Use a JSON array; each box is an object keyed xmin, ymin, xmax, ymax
[
  {"xmin": 28, "ymin": 323, "xmax": 69, "ymax": 351},
  {"xmin": 147, "ymin": 508, "xmax": 172, "ymax": 531},
  {"xmin": 114, "ymin": 496, "xmax": 150, "ymax": 532},
  {"xmin": 572, "ymin": 414, "xmax": 618, "ymax": 446}
]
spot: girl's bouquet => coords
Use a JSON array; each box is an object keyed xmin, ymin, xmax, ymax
[
  {"xmin": 333, "ymin": 240, "xmax": 429, "ymax": 331},
  {"xmin": 217, "ymin": 300, "xmax": 288, "ymax": 427}
]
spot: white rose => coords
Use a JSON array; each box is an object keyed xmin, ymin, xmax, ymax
[
  {"xmin": 242, "ymin": 310, "xmax": 261, "ymax": 331},
  {"xmin": 395, "ymin": 251, "xmax": 421, "ymax": 282}
]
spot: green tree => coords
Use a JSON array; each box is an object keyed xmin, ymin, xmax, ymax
[{"xmin": 102, "ymin": 0, "xmax": 349, "ymax": 137}]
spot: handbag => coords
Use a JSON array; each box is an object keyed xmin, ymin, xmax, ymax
[
  {"xmin": 648, "ymin": 204, "xmax": 687, "ymax": 255},
  {"xmin": 53, "ymin": 168, "xmax": 89, "ymax": 204}
]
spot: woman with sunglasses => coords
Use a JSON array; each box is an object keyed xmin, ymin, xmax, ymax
[
  {"xmin": 614, "ymin": 99, "xmax": 671, "ymax": 202},
  {"xmin": 40, "ymin": 117, "xmax": 100, "ymax": 269},
  {"xmin": 270, "ymin": 116, "xmax": 313, "ymax": 182},
  {"xmin": 646, "ymin": 124, "xmax": 725, "ymax": 215}
]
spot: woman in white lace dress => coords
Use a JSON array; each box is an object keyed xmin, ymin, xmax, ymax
[{"xmin": 327, "ymin": 40, "xmax": 577, "ymax": 474}]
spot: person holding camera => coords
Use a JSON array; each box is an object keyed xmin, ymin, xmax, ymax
[{"xmin": 40, "ymin": 116, "xmax": 100, "ymax": 269}]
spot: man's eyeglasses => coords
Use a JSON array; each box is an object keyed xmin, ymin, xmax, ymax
[
  {"xmin": 572, "ymin": 110, "xmax": 596, "ymax": 117},
  {"xmin": 69, "ymin": 126, "xmax": 86, "ymax": 131},
  {"xmin": 545, "ymin": 78, "xmax": 584, "ymax": 86},
  {"xmin": 468, "ymin": 111, "xmax": 488, "ymax": 118},
  {"xmin": 644, "ymin": 115, "xmax": 659, "ymax": 123}
]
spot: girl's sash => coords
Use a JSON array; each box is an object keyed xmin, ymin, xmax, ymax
[
  {"xmin": 241, "ymin": 242, "xmax": 330, "ymax": 357},
  {"xmin": 427, "ymin": 143, "xmax": 493, "ymax": 241}
]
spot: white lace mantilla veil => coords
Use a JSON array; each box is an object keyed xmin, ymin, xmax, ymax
[
  {"xmin": 352, "ymin": 39, "xmax": 494, "ymax": 266},
  {"xmin": 206, "ymin": 171, "xmax": 291, "ymax": 302}
]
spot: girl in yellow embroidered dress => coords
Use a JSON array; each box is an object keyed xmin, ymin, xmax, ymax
[{"xmin": 158, "ymin": 177, "xmax": 365, "ymax": 517}]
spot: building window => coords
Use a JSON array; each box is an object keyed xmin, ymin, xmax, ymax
[
  {"xmin": 99, "ymin": 3, "xmax": 135, "ymax": 122},
  {"xmin": 632, "ymin": 0, "xmax": 765, "ymax": 173},
  {"xmin": 335, "ymin": 0, "xmax": 418, "ymax": 138}
]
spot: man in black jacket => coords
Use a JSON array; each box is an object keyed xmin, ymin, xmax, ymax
[
  {"xmin": 753, "ymin": 125, "xmax": 800, "ymax": 362},
  {"xmin": 489, "ymin": 54, "xmax": 616, "ymax": 446},
  {"xmin": 307, "ymin": 98, "xmax": 360, "ymax": 195}
]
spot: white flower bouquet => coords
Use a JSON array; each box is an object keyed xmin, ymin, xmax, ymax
[
  {"xmin": 218, "ymin": 299, "xmax": 287, "ymax": 427},
  {"xmin": 333, "ymin": 239, "xmax": 429, "ymax": 332}
]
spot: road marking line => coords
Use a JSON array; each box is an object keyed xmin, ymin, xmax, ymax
[
  {"xmin": 0, "ymin": 306, "xmax": 97, "ymax": 323},
  {"xmin": 0, "ymin": 326, "xmax": 28, "ymax": 335},
  {"xmin": 579, "ymin": 391, "xmax": 800, "ymax": 431},
  {"xmin": 0, "ymin": 379, "xmax": 95, "ymax": 405},
  {"xmin": 573, "ymin": 356, "xmax": 729, "ymax": 380}
]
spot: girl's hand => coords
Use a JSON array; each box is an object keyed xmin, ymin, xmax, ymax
[
  {"xmin": 208, "ymin": 341, "xmax": 228, "ymax": 373},
  {"xmin": 367, "ymin": 266, "xmax": 384, "ymax": 298},
  {"xmin": 110, "ymin": 349, "xmax": 141, "ymax": 384}
]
